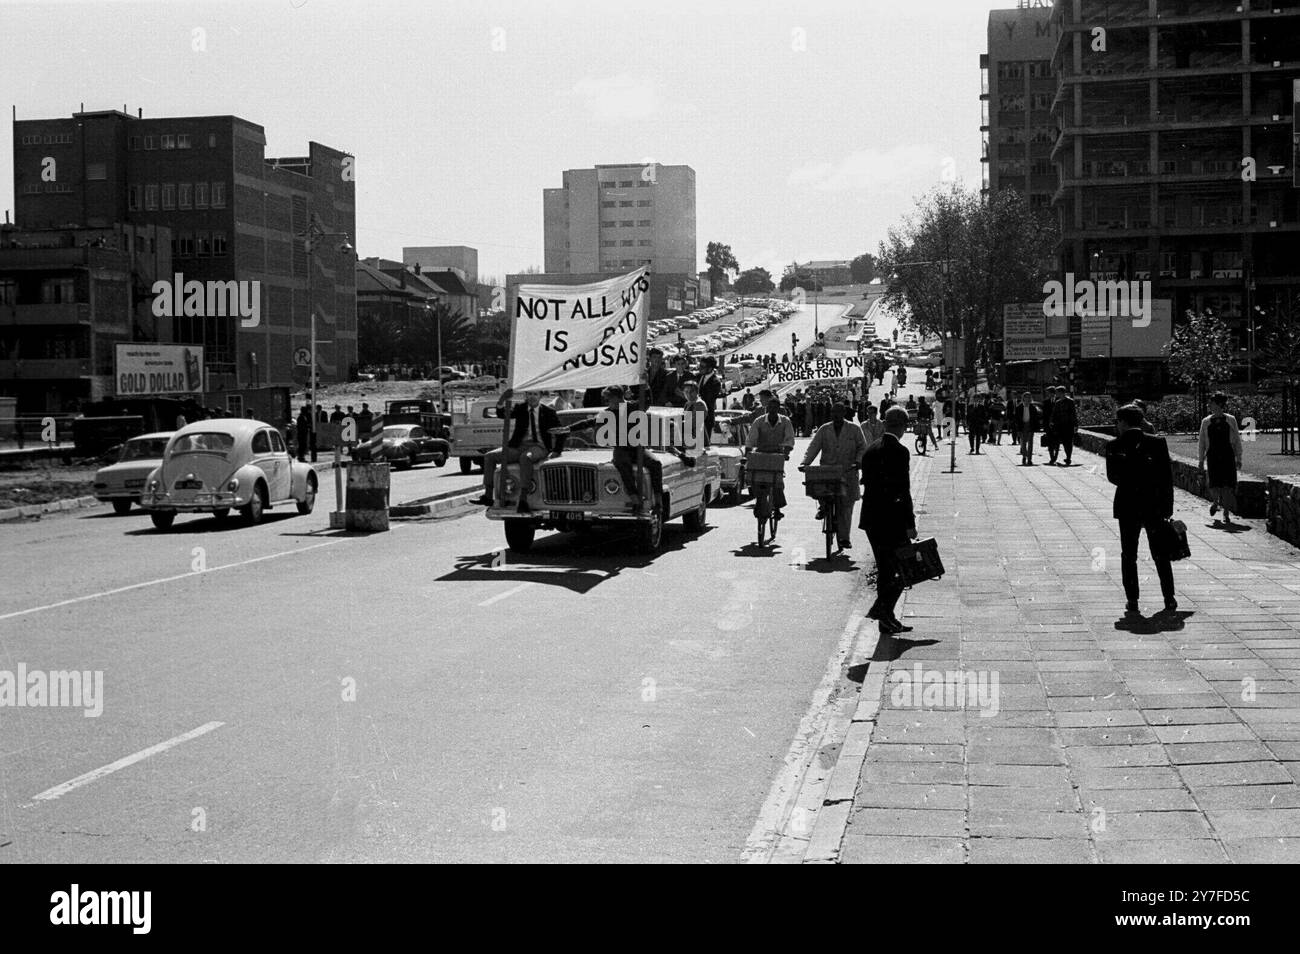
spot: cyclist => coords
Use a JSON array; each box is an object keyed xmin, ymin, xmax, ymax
[
  {"xmin": 799, "ymin": 401, "xmax": 868, "ymax": 551},
  {"xmin": 744, "ymin": 396, "xmax": 795, "ymax": 523}
]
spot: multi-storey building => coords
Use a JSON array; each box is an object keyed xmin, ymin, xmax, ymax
[
  {"xmin": 982, "ymin": 4, "xmax": 1060, "ymax": 211},
  {"xmin": 0, "ymin": 221, "xmax": 172, "ymax": 411},
  {"xmin": 11, "ymin": 109, "xmax": 355, "ymax": 392},
  {"xmin": 542, "ymin": 163, "xmax": 696, "ymax": 277},
  {"xmin": 1049, "ymin": 0, "xmax": 1300, "ymax": 390}
]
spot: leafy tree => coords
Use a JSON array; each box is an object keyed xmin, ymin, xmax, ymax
[
  {"xmin": 357, "ymin": 310, "xmax": 402, "ymax": 367},
  {"xmin": 1255, "ymin": 291, "xmax": 1300, "ymax": 381},
  {"xmin": 849, "ymin": 252, "xmax": 877, "ymax": 284},
  {"xmin": 705, "ymin": 242, "xmax": 740, "ymax": 284},
  {"xmin": 779, "ymin": 263, "xmax": 822, "ymax": 293},
  {"xmin": 1166, "ymin": 309, "xmax": 1233, "ymax": 416},
  {"xmin": 876, "ymin": 186, "xmax": 1056, "ymax": 375},
  {"xmin": 734, "ymin": 267, "xmax": 774, "ymax": 294}
]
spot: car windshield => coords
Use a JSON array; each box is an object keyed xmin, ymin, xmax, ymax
[
  {"xmin": 382, "ymin": 426, "xmax": 411, "ymax": 439},
  {"xmin": 120, "ymin": 438, "xmax": 169, "ymax": 461},
  {"xmin": 171, "ymin": 432, "xmax": 236, "ymax": 454}
]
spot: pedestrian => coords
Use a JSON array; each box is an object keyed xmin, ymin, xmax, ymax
[
  {"xmin": 330, "ymin": 405, "xmax": 344, "ymax": 423},
  {"xmin": 988, "ymin": 394, "xmax": 1005, "ymax": 445},
  {"xmin": 885, "ymin": 368, "xmax": 896, "ymax": 397},
  {"xmin": 967, "ymin": 395, "xmax": 988, "ymax": 455},
  {"xmin": 1052, "ymin": 386, "xmax": 1078, "ymax": 466},
  {"xmin": 644, "ymin": 348, "xmax": 671, "ymax": 406},
  {"xmin": 916, "ymin": 396, "xmax": 938, "ymax": 451},
  {"xmin": 295, "ymin": 405, "xmax": 312, "ymax": 462},
  {"xmin": 698, "ymin": 356, "xmax": 723, "ymax": 435},
  {"xmin": 1106, "ymin": 403, "xmax": 1177, "ymax": 616},
  {"xmin": 1017, "ymin": 391, "xmax": 1041, "ymax": 465},
  {"xmin": 859, "ymin": 405, "xmax": 917, "ymax": 634},
  {"xmin": 800, "ymin": 402, "xmax": 869, "ymax": 552},
  {"xmin": 1042, "ymin": 387, "xmax": 1059, "ymax": 464},
  {"xmin": 357, "ymin": 402, "xmax": 373, "ymax": 436},
  {"xmin": 742, "ymin": 389, "xmax": 755, "ymax": 412},
  {"xmin": 1198, "ymin": 391, "xmax": 1243, "ymax": 525},
  {"xmin": 896, "ymin": 363, "xmax": 907, "ymax": 390},
  {"xmin": 860, "ymin": 404, "xmax": 886, "ymax": 447}
]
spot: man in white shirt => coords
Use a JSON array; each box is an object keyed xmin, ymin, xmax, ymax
[
  {"xmin": 745, "ymin": 396, "xmax": 796, "ymax": 521},
  {"xmin": 800, "ymin": 402, "xmax": 869, "ymax": 551}
]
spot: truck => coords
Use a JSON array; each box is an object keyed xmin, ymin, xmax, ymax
[{"xmin": 486, "ymin": 407, "xmax": 721, "ymax": 554}]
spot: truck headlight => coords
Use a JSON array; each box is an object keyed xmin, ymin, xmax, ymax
[
  {"xmin": 504, "ymin": 476, "xmax": 518, "ymax": 494},
  {"xmin": 604, "ymin": 479, "xmax": 621, "ymax": 495},
  {"xmin": 148, "ymin": 479, "xmax": 160, "ymax": 491}
]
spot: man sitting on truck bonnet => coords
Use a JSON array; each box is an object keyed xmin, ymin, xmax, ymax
[{"xmin": 473, "ymin": 390, "xmax": 557, "ymax": 512}]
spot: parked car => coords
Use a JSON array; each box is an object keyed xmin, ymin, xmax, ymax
[
  {"xmin": 918, "ymin": 351, "xmax": 945, "ymax": 368},
  {"xmin": 141, "ymin": 419, "xmax": 318, "ymax": 530},
  {"xmin": 711, "ymin": 410, "xmax": 750, "ymax": 502},
  {"xmin": 94, "ymin": 431, "xmax": 174, "ymax": 514},
  {"xmin": 352, "ymin": 424, "xmax": 450, "ymax": 469}
]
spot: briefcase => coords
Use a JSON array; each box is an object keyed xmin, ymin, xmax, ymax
[
  {"xmin": 893, "ymin": 537, "xmax": 945, "ymax": 587},
  {"xmin": 1162, "ymin": 518, "xmax": 1191, "ymax": 562}
]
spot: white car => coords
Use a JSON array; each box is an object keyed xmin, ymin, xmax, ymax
[
  {"xmin": 94, "ymin": 431, "xmax": 174, "ymax": 514},
  {"xmin": 141, "ymin": 419, "xmax": 318, "ymax": 530}
]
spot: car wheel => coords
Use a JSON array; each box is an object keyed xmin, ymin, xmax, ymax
[
  {"xmin": 459, "ymin": 457, "xmax": 473, "ymax": 474},
  {"xmin": 213, "ymin": 508, "xmax": 231, "ymax": 522},
  {"xmin": 111, "ymin": 499, "xmax": 133, "ymax": 515},
  {"xmin": 683, "ymin": 490, "xmax": 709, "ymax": 531},
  {"xmin": 504, "ymin": 519, "xmax": 535, "ymax": 552},
  {"xmin": 296, "ymin": 475, "xmax": 317, "ymax": 514},
  {"xmin": 241, "ymin": 483, "xmax": 266, "ymax": 525},
  {"xmin": 407, "ymin": 449, "xmax": 419, "ymax": 470},
  {"xmin": 636, "ymin": 498, "xmax": 665, "ymax": 553},
  {"xmin": 434, "ymin": 454, "xmax": 447, "ymax": 467},
  {"xmin": 150, "ymin": 511, "xmax": 175, "ymax": 530}
]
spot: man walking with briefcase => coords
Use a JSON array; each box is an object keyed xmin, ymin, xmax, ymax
[
  {"xmin": 859, "ymin": 406, "xmax": 917, "ymax": 634},
  {"xmin": 1106, "ymin": 403, "xmax": 1178, "ymax": 616}
]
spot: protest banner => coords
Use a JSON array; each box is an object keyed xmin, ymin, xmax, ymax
[{"xmin": 770, "ymin": 355, "xmax": 866, "ymax": 385}]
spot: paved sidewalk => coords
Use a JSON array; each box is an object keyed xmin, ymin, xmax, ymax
[{"xmin": 839, "ymin": 437, "xmax": 1300, "ymax": 864}]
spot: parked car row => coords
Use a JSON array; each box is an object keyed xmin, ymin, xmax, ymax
[{"xmin": 648, "ymin": 299, "xmax": 798, "ymax": 363}]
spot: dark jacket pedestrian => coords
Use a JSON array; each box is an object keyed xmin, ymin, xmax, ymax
[
  {"xmin": 859, "ymin": 406, "xmax": 917, "ymax": 632},
  {"xmin": 966, "ymin": 400, "xmax": 988, "ymax": 454},
  {"xmin": 1198, "ymin": 392, "xmax": 1243, "ymax": 523},
  {"xmin": 295, "ymin": 407, "xmax": 312, "ymax": 461},
  {"xmin": 1106, "ymin": 404, "xmax": 1176, "ymax": 613},
  {"xmin": 1015, "ymin": 394, "xmax": 1041, "ymax": 464},
  {"xmin": 1052, "ymin": 391, "xmax": 1078, "ymax": 465}
]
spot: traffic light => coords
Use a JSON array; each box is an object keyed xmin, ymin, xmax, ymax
[{"xmin": 791, "ymin": 333, "xmax": 798, "ymax": 350}]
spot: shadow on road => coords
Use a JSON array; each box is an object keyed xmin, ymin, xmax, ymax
[
  {"xmin": 872, "ymin": 634, "xmax": 942, "ymax": 662},
  {"xmin": 121, "ymin": 512, "xmax": 301, "ymax": 535},
  {"xmin": 1114, "ymin": 610, "xmax": 1193, "ymax": 634},
  {"xmin": 1208, "ymin": 520, "xmax": 1252, "ymax": 533}
]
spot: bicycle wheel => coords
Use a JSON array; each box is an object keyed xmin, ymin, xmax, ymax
[
  {"xmin": 824, "ymin": 497, "xmax": 836, "ymax": 560},
  {"xmin": 755, "ymin": 486, "xmax": 770, "ymax": 545}
]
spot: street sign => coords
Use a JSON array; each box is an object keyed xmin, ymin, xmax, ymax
[{"xmin": 293, "ymin": 347, "xmax": 312, "ymax": 368}]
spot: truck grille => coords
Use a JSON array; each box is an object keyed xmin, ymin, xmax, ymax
[{"xmin": 542, "ymin": 464, "xmax": 598, "ymax": 505}]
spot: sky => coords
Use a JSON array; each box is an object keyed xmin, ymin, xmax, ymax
[{"xmin": 0, "ymin": 0, "xmax": 1016, "ymax": 284}]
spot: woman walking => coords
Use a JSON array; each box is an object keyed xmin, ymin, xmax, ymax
[
  {"xmin": 916, "ymin": 396, "xmax": 938, "ymax": 452},
  {"xmin": 1198, "ymin": 391, "xmax": 1243, "ymax": 525}
]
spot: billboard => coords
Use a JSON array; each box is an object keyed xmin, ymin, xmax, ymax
[
  {"xmin": 1112, "ymin": 299, "xmax": 1172, "ymax": 358},
  {"xmin": 1003, "ymin": 303, "xmax": 1068, "ymax": 360},
  {"xmin": 115, "ymin": 344, "xmax": 204, "ymax": 396}
]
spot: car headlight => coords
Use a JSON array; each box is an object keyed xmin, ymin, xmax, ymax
[
  {"xmin": 604, "ymin": 479, "xmax": 622, "ymax": 495},
  {"xmin": 148, "ymin": 479, "xmax": 160, "ymax": 491},
  {"xmin": 227, "ymin": 479, "xmax": 239, "ymax": 491},
  {"xmin": 504, "ymin": 477, "xmax": 518, "ymax": 494}
]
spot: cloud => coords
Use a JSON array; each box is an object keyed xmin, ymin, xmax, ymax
[
  {"xmin": 787, "ymin": 145, "xmax": 949, "ymax": 192},
  {"xmin": 571, "ymin": 74, "xmax": 658, "ymax": 122}
]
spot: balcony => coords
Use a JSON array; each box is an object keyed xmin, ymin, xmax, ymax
[{"xmin": 3, "ymin": 302, "xmax": 92, "ymax": 326}]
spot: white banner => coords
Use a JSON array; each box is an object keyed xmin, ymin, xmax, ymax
[
  {"xmin": 115, "ymin": 344, "xmax": 204, "ymax": 396},
  {"xmin": 771, "ymin": 355, "xmax": 866, "ymax": 384},
  {"xmin": 509, "ymin": 268, "xmax": 649, "ymax": 391}
]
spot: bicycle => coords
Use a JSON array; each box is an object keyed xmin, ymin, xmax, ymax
[
  {"xmin": 802, "ymin": 465, "xmax": 853, "ymax": 560},
  {"xmin": 745, "ymin": 451, "xmax": 786, "ymax": 546}
]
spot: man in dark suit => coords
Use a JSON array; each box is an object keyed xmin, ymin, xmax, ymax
[
  {"xmin": 859, "ymin": 406, "xmax": 917, "ymax": 634},
  {"xmin": 663, "ymin": 355, "xmax": 694, "ymax": 409},
  {"xmin": 1016, "ymin": 391, "xmax": 1041, "ymax": 465},
  {"xmin": 1106, "ymin": 403, "xmax": 1177, "ymax": 615},
  {"xmin": 697, "ymin": 356, "xmax": 723, "ymax": 434},
  {"xmin": 645, "ymin": 347, "xmax": 672, "ymax": 406},
  {"xmin": 474, "ymin": 390, "xmax": 558, "ymax": 512},
  {"xmin": 1051, "ymin": 386, "xmax": 1078, "ymax": 466},
  {"xmin": 1041, "ymin": 387, "xmax": 1058, "ymax": 464}
]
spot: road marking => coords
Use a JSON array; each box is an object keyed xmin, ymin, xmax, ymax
[
  {"xmin": 0, "ymin": 541, "xmax": 340, "ymax": 623},
  {"xmin": 30, "ymin": 721, "xmax": 225, "ymax": 803},
  {"xmin": 742, "ymin": 611, "xmax": 866, "ymax": 863},
  {"xmin": 477, "ymin": 581, "xmax": 534, "ymax": 607}
]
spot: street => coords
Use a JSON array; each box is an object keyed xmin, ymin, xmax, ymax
[{"xmin": 0, "ymin": 457, "xmax": 866, "ymax": 863}]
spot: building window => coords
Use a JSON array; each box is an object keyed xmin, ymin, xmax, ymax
[
  {"xmin": 998, "ymin": 62, "xmax": 1023, "ymax": 80},
  {"xmin": 637, "ymin": 180, "xmax": 651, "ymax": 187},
  {"xmin": 41, "ymin": 278, "xmax": 76, "ymax": 304},
  {"xmin": 1000, "ymin": 94, "xmax": 1025, "ymax": 111},
  {"xmin": 636, "ymin": 199, "xmax": 651, "ymax": 207},
  {"xmin": 637, "ymin": 219, "xmax": 651, "ymax": 226},
  {"xmin": 602, "ymin": 219, "xmax": 615, "ymax": 227},
  {"xmin": 212, "ymin": 231, "xmax": 228, "ymax": 256},
  {"xmin": 162, "ymin": 184, "xmax": 175, "ymax": 209},
  {"xmin": 143, "ymin": 136, "xmax": 155, "ymax": 150},
  {"xmin": 129, "ymin": 136, "xmax": 141, "ymax": 150},
  {"xmin": 145, "ymin": 185, "xmax": 158, "ymax": 210},
  {"xmin": 208, "ymin": 133, "xmax": 217, "ymax": 148},
  {"xmin": 161, "ymin": 134, "xmax": 175, "ymax": 150},
  {"xmin": 602, "ymin": 240, "xmax": 616, "ymax": 248},
  {"xmin": 197, "ymin": 231, "xmax": 211, "ymax": 256},
  {"xmin": 620, "ymin": 220, "xmax": 633, "ymax": 227},
  {"xmin": 195, "ymin": 182, "xmax": 208, "ymax": 208},
  {"xmin": 178, "ymin": 233, "xmax": 195, "ymax": 257},
  {"xmin": 1032, "ymin": 93, "xmax": 1052, "ymax": 111},
  {"xmin": 620, "ymin": 240, "xmax": 634, "ymax": 247},
  {"xmin": 128, "ymin": 185, "xmax": 141, "ymax": 210},
  {"xmin": 638, "ymin": 239, "xmax": 651, "ymax": 246},
  {"xmin": 211, "ymin": 182, "xmax": 225, "ymax": 207},
  {"xmin": 179, "ymin": 183, "xmax": 192, "ymax": 208},
  {"xmin": 0, "ymin": 280, "xmax": 16, "ymax": 305},
  {"xmin": 178, "ymin": 134, "xmax": 191, "ymax": 149},
  {"xmin": 601, "ymin": 200, "xmax": 616, "ymax": 209},
  {"xmin": 618, "ymin": 180, "xmax": 634, "ymax": 188},
  {"xmin": 619, "ymin": 200, "xmax": 632, "ymax": 207}
]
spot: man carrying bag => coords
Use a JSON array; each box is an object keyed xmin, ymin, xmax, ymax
[
  {"xmin": 1106, "ymin": 403, "xmax": 1179, "ymax": 616},
  {"xmin": 859, "ymin": 406, "xmax": 917, "ymax": 634}
]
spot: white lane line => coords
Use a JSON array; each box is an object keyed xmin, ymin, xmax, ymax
[
  {"xmin": 30, "ymin": 721, "xmax": 226, "ymax": 803},
  {"xmin": 742, "ymin": 612, "xmax": 866, "ymax": 863},
  {"xmin": 477, "ymin": 581, "xmax": 534, "ymax": 607},
  {"xmin": 0, "ymin": 540, "xmax": 340, "ymax": 623}
]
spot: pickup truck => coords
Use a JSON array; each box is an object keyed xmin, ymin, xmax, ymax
[
  {"xmin": 486, "ymin": 407, "xmax": 721, "ymax": 553},
  {"xmin": 450, "ymin": 394, "xmax": 505, "ymax": 473}
]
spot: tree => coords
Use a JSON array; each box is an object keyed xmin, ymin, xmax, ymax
[
  {"xmin": 850, "ymin": 252, "xmax": 877, "ymax": 284},
  {"xmin": 1255, "ymin": 290, "xmax": 1300, "ymax": 382},
  {"xmin": 357, "ymin": 310, "xmax": 403, "ymax": 367},
  {"xmin": 876, "ymin": 185, "xmax": 1056, "ymax": 375},
  {"xmin": 779, "ymin": 263, "xmax": 822, "ymax": 292},
  {"xmin": 734, "ymin": 267, "xmax": 774, "ymax": 294},
  {"xmin": 705, "ymin": 242, "xmax": 740, "ymax": 284},
  {"xmin": 1166, "ymin": 310, "xmax": 1233, "ymax": 416}
]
